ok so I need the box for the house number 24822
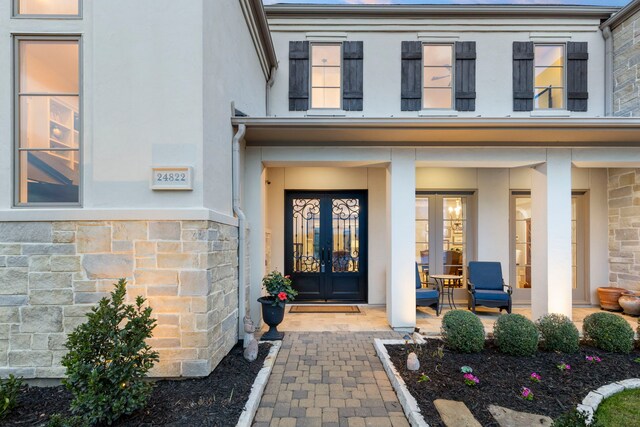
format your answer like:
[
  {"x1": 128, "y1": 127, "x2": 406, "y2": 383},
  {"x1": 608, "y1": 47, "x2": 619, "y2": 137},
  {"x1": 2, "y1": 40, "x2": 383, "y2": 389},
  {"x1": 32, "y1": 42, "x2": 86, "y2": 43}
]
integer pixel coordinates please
[
  {"x1": 156, "y1": 172, "x2": 186, "y2": 182},
  {"x1": 151, "y1": 167, "x2": 192, "y2": 190}
]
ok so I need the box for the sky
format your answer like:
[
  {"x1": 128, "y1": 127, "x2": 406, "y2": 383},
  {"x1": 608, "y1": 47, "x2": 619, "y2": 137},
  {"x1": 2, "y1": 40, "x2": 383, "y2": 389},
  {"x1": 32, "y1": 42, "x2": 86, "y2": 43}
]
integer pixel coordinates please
[{"x1": 263, "y1": 0, "x2": 630, "y2": 6}]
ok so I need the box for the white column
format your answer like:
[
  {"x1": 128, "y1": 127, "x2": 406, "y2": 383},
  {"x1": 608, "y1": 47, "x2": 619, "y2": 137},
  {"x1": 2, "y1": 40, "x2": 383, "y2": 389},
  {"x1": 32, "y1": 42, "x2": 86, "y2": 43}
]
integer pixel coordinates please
[
  {"x1": 244, "y1": 147, "x2": 266, "y2": 326},
  {"x1": 386, "y1": 148, "x2": 416, "y2": 330},
  {"x1": 477, "y1": 169, "x2": 510, "y2": 268},
  {"x1": 531, "y1": 149, "x2": 573, "y2": 320}
]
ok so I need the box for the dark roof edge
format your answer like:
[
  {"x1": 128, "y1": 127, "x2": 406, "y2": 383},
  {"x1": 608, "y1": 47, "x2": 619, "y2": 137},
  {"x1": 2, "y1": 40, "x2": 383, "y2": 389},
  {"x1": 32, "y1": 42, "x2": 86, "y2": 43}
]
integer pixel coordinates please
[
  {"x1": 601, "y1": 0, "x2": 640, "y2": 29},
  {"x1": 240, "y1": 0, "x2": 278, "y2": 78},
  {"x1": 265, "y1": 4, "x2": 620, "y2": 20}
]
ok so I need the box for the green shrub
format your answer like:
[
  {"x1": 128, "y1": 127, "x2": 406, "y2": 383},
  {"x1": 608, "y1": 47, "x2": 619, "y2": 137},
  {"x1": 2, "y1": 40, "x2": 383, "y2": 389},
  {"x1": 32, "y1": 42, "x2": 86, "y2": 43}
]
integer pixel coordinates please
[
  {"x1": 441, "y1": 310, "x2": 485, "y2": 353},
  {"x1": 536, "y1": 313, "x2": 580, "y2": 354},
  {"x1": 0, "y1": 375, "x2": 23, "y2": 419},
  {"x1": 61, "y1": 279, "x2": 159, "y2": 425},
  {"x1": 583, "y1": 312, "x2": 634, "y2": 354},
  {"x1": 493, "y1": 314, "x2": 539, "y2": 356}
]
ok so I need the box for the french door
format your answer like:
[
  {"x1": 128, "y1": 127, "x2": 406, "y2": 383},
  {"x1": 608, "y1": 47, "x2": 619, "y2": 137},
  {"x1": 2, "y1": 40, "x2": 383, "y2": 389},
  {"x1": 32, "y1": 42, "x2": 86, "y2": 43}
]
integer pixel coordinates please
[{"x1": 285, "y1": 191, "x2": 367, "y2": 302}]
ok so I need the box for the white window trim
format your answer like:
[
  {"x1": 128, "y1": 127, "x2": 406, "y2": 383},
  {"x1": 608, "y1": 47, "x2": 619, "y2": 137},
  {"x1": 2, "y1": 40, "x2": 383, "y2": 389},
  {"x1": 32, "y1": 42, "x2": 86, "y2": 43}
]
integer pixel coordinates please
[
  {"x1": 422, "y1": 43, "x2": 455, "y2": 111},
  {"x1": 12, "y1": 0, "x2": 82, "y2": 19},
  {"x1": 13, "y1": 35, "x2": 83, "y2": 208},
  {"x1": 532, "y1": 42, "x2": 567, "y2": 112},
  {"x1": 309, "y1": 42, "x2": 343, "y2": 111}
]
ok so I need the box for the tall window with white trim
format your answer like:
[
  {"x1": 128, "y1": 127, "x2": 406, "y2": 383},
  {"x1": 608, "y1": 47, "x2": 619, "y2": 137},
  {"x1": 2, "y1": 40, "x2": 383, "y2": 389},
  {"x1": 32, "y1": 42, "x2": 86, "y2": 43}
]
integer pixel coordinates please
[
  {"x1": 15, "y1": 0, "x2": 80, "y2": 17},
  {"x1": 16, "y1": 37, "x2": 81, "y2": 205},
  {"x1": 423, "y1": 44, "x2": 453, "y2": 110},
  {"x1": 534, "y1": 44, "x2": 565, "y2": 109},
  {"x1": 310, "y1": 44, "x2": 341, "y2": 109}
]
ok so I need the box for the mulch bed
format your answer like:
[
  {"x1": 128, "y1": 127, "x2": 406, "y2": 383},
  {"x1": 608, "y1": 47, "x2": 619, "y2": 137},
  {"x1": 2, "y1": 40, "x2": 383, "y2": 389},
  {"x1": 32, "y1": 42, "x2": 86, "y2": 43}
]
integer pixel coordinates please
[
  {"x1": 386, "y1": 340, "x2": 640, "y2": 426},
  {"x1": 5, "y1": 343, "x2": 270, "y2": 427}
]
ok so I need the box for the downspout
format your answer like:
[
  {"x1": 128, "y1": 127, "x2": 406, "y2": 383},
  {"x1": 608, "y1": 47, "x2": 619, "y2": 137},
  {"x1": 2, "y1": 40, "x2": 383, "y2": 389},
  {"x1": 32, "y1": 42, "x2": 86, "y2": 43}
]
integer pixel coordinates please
[
  {"x1": 233, "y1": 124, "x2": 247, "y2": 339},
  {"x1": 266, "y1": 66, "x2": 277, "y2": 117},
  {"x1": 603, "y1": 26, "x2": 614, "y2": 117}
]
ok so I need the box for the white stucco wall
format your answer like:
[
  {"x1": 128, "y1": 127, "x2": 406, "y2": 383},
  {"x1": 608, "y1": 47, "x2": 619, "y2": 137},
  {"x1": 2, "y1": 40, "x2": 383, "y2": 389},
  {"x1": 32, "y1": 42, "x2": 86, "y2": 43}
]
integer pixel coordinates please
[{"x1": 267, "y1": 16, "x2": 606, "y2": 118}]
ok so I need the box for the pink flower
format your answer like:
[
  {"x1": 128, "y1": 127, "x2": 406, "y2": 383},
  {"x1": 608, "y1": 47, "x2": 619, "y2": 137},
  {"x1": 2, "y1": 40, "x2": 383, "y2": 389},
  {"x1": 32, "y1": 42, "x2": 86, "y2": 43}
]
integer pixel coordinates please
[
  {"x1": 463, "y1": 373, "x2": 479, "y2": 386},
  {"x1": 530, "y1": 372, "x2": 541, "y2": 383},
  {"x1": 586, "y1": 355, "x2": 601, "y2": 363},
  {"x1": 557, "y1": 362, "x2": 571, "y2": 371},
  {"x1": 521, "y1": 387, "x2": 534, "y2": 401},
  {"x1": 278, "y1": 292, "x2": 288, "y2": 301}
]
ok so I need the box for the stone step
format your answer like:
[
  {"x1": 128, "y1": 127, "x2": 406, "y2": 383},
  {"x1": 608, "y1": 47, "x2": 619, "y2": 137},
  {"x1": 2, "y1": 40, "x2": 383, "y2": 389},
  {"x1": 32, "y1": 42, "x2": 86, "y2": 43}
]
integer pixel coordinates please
[
  {"x1": 433, "y1": 399, "x2": 482, "y2": 427},
  {"x1": 488, "y1": 405, "x2": 553, "y2": 427}
]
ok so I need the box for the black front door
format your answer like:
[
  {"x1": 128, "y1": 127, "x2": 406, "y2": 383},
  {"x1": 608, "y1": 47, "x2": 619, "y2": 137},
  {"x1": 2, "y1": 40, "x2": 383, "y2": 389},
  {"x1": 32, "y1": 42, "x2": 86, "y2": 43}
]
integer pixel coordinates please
[{"x1": 285, "y1": 191, "x2": 367, "y2": 302}]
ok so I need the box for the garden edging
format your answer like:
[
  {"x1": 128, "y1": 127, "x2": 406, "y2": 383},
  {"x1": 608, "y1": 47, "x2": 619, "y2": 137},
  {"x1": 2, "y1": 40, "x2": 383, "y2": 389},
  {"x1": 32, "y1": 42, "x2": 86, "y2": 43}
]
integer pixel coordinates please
[
  {"x1": 236, "y1": 341, "x2": 282, "y2": 427},
  {"x1": 577, "y1": 378, "x2": 640, "y2": 423},
  {"x1": 374, "y1": 338, "x2": 429, "y2": 427}
]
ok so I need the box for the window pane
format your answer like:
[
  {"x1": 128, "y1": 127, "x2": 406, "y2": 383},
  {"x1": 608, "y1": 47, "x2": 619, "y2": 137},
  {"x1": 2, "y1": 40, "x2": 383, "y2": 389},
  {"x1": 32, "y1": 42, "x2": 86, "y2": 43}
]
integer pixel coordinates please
[
  {"x1": 311, "y1": 88, "x2": 340, "y2": 109},
  {"x1": 423, "y1": 88, "x2": 452, "y2": 109},
  {"x1": 311, "y1": 45, "x2": 340, "y2": 67},
  {"x1": 535, "y1": 67, "x2": 563, "y2": 89},
  {"x1": 20, "y1": 41, "x2": 79, "y2": 94},
  {"x1": 18, "y1": 0, "x2": 79, "y2": 15},
  {"x1": 424, "y1": 67, "x2": 452, "y2": 88},
  {"x1": 535, "y1": 87, "x2": 564, "y2": 109},
  {"x1": 19, "y1": 150, "x2": 79, "y2": 204},
  {"x1": 535, "y1": 45, "x2": 564, "y2": 67},
  {"x1": 423, "y1": 45, "x2": 452, "y2": 67},
  {"x1": 291, "y1": 199, "x2": 321, "y2": 273},
  {"x1": 312, "y1": 66, "x2": 340, "y2": 88},
  {"x1": 20, "y1": 96, "x2": 79, "y2": 149}
]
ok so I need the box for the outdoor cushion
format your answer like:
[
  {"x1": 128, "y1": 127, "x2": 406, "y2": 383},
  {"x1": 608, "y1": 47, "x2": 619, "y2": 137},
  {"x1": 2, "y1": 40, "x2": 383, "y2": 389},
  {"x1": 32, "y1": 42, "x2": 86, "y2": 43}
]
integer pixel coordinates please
[
  {"x1": 473, "y1": 290, "x2": 510, "y2": 301},
  {"x1": 468, "y1": 261, "x2": 504, "y2": 290},
  {"x1": 416, "y1": 289, "x2": 439, "y2": 300}
]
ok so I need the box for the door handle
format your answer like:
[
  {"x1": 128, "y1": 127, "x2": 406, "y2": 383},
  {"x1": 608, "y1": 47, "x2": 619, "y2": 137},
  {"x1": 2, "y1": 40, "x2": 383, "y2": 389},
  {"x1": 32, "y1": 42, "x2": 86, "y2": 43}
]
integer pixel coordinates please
[{"x1": 321, "y1": 247, "x2": 325, "y2": 262}]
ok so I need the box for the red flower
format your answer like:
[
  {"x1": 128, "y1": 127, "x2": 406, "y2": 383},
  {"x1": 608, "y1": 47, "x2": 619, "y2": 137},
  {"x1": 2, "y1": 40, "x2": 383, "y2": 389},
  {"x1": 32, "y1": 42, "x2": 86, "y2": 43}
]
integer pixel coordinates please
[{"x1": 278, "y1": 292, "x2": 288, "y2": 301}]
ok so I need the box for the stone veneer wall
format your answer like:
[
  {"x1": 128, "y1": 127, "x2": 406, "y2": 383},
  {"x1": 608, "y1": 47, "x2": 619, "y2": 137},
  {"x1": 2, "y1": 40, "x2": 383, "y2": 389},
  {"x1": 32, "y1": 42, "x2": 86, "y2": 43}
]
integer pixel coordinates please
[
  {"x1": 613, "y1": 6, "x2": 640, "y2": 117},
  {"x1": 608, "y1": 169, "x2": 640, "y2": 291},
  {"x1": 0, "y1": 220, "x2": 238, "y2": 378}
]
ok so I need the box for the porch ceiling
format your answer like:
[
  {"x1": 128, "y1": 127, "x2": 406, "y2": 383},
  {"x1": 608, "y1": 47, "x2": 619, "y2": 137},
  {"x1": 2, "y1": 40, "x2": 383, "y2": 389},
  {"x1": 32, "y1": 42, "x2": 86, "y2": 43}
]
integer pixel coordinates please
[{"x1": 232, "y1": 117, "x2": 640, "y2": 147}]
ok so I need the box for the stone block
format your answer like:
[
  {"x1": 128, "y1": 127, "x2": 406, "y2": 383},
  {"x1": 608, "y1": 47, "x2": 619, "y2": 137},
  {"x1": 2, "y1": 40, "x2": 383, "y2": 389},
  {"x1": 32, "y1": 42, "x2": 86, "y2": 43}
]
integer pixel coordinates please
[
  {"x1": 0, "y1": 244, "x2": 21, "y2": 255},
  {"x1": 112, "y1": 221, "x2": 147, "y2": 241},
  {"x1": 0, "y1": 223, "x2": 52, "y2": 243},
  {"x1": 22, "y1": 244, "x2": 74, "y2": 255},
  {"x1": 52, "y1": 231, "x2": 75, "y2": 244},
  {"x1": 48, "y1": 334, "x2": 68, "y2": 350},
  {"x1": 149, "y1": 361, "x2": 181, "y2": 377},
  {"x1": 596, "y1": 383, "x2": 625, "y2": 399},
  {"x1": 149, "y1": 222, "x2": 181, "y2": 241},
  {"x1": 20, "y1": 306, "x2": 63, "y2": 333},
  {"x1": 145, "y1": 296, "x2": 191, "y2": 313},
  {"x1": 581, "y1": 391, "x2": 604, "y2": 409},
  {"x1": 74, "y1": 292, "x2": 109, "y2": 304},
  {"x1": 136, "y1": 258, "x2": 156, "y2": 269},
  {"x1": 63, "y1": 305, "x2": 93, "y2": 318},
  {"x1": 35, "y1": 367, "x2": 66, "y2": 378},
  {"x1": 29, "y1": 256, "x2": 51, "y2": 272},
  {"x1": 182, "y1": 331, "x2": 209, "y2": 348},
  {"x1": 113, "y1": 241, "x2": 133, "y2": 253},
  {"x1": 147, "y1": 285, "x2": 178, "y2": 296},
  {"x1": 50, "y1": 256, "x2": 81, "y2": 272},
  {"x1": 0, "y1": 296, "x2": 28, "y2": 306},
  {"x1": 0, "y1": 368, "x2": 36, "y2": 377},
  {"x1": 615, "y1": 228, "x2": 639, "y2": 241},
  {"x1": 29, "y1": 272, "x2": 72, "y2": 290},
  {"x1": 82, "y1": 254, "x2": 134, "y2": 279},
  {"x1": 157, "y1": 254, "x2": 199, "y2": 269},
  {"x1": 0, "y1": 307, "x2": 19, "y2": 323},
  {"x1": 157, "y1": 242, "x2": 181, "y2": 253},
  {"x1": 135, "y1": 241, "x2": 156, "y2": 256},
  {"x1": 0, "y1": 269, "x2": 28, "y2": 294},
  {"x1": 7, "y1": 256, "x2": 29, "y2": 267},
  {"x1": 9, "y1": 351, "x2": 52, "y2": 367},
  {"x1": 30, "y1": 289, "x2": 74, "y2": 305},
  {"x1": 181, "y1": 360, "x2": 211, "y2": 377},
  {"x1": 434, "y1": 399, "x2": 481, "y2": 427},
  {"x1": 135, "y1": 269, "x2": 178, "y2": 285},
  {"x1": 618, "y1": 378, "x2": 640, "y2": 389},
  {"x1": 179, "y1": 270, "x2": 211, "y2": 296},
  {"x1": 77, "y1": 226, "x2": 111, "y2": 253}
]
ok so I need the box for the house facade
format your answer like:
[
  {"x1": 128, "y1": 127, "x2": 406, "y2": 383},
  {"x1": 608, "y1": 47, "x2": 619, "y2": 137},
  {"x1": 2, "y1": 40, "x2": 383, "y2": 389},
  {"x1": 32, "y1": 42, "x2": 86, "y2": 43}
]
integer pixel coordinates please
[{"x1": 1, "y1": 0, "x2": 640, "y2": 379}]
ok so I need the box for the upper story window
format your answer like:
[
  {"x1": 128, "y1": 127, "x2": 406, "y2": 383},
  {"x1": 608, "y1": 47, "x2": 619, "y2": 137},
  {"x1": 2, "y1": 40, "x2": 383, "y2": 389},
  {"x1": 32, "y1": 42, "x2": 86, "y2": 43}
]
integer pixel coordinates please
[
  {"x1": 15, "y1": 37, "x2": 81, "y2": 206},
  {"x1": 534, "y1": 44, "x2": 565, "y2": 110},
  {"x1": 423, "y1": 44, "x2": 453, "y2": 110},
  {"x1": 310, "y1": 44, "x2": 341, "y2": 110},
  {"x1": 14, "y1": 0, "x2": 81, "y2": 17}
]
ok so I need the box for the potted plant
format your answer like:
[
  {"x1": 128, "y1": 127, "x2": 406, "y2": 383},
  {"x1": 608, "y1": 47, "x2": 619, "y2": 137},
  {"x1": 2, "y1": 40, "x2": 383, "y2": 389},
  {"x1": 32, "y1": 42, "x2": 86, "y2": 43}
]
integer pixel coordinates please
[
  {"x1": 597, "y1": 286, "x2": 625, "y2": 311},
  {"x1": 258, "y1": 271, "x2": 297, "y2": 340}
]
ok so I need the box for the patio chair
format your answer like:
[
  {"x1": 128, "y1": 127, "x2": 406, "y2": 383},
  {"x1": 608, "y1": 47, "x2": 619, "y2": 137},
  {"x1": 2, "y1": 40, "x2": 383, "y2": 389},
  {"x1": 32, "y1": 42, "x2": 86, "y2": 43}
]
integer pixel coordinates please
[
  {"x1": 467, "y1": 261, "x2": 512, "y2": 314},
  {"x1": 416, "y1": 262, "x2": 440, "y2": 316}
]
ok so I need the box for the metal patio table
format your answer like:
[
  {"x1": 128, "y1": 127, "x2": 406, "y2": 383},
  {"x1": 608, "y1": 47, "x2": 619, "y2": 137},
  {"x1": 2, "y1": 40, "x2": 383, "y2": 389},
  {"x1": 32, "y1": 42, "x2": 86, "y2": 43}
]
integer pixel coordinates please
[{"x1": 430, "y1": 274, "x2": 463, "y2": 309}]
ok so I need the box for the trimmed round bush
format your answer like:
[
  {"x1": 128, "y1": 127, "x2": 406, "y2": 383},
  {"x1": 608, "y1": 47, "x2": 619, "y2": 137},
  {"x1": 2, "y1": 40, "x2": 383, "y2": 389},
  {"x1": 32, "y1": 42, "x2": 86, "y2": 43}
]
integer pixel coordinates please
[
  {"x1": 536, "y1": 313, "x2": 580, "y2": 354},
  {"x1": 583, "y1": 312, "x2": 634, "y2": 354},
  {"x1": 441, "y1": 310, "x2": 485, "y2": 353},
  {"x1": 493, "y1": 313, "x2": 539, "y2": 356}
]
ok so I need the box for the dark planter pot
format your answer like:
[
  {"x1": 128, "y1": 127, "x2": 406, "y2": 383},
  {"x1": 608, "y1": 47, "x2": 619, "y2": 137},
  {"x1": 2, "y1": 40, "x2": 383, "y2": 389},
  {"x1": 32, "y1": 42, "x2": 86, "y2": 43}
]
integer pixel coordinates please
[
  {"x1": 258, "y1": 297, "x2": 285, "y2": 340},
  {"x1": 597, "y1": 287, "x2": 625, "y2": 312}
]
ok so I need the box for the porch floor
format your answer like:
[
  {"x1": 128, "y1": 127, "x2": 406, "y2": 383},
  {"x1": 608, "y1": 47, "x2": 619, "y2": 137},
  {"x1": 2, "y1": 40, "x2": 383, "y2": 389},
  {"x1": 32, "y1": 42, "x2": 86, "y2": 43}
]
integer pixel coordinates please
[{"x1": 261, "y1": 305, "x2": 638, "y2": 335}]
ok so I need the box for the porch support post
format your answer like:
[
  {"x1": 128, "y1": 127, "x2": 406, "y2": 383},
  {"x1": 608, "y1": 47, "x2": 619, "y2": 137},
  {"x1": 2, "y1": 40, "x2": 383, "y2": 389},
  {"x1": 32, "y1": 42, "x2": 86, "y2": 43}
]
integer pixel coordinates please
[
  {"x1": 386, "y1": 148, "x2": 416, "y2": 330},
  {"x1": 245, "y1": 147, "x2": 266, "y2": 327},
  {"x1": 531, "y1": 149, "x2": 573, "y2": 320}
]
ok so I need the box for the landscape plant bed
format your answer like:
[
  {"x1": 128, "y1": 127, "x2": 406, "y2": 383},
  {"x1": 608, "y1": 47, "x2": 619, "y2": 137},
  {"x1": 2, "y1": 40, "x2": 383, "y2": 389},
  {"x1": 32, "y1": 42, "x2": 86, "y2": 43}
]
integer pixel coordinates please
[
  {"x1": 386, "y1": 339, "x2": 640, "y2": 426},
  {"x1": 4, "y1": 343, "x2": 270, "y2": 426}
]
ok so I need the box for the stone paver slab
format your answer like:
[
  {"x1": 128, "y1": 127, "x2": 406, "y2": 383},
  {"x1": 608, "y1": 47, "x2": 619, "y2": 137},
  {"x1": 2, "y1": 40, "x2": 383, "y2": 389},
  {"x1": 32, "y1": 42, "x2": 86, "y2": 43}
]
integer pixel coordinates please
[
  {"x1": 434, "y1": 399, "x2": 482, "y2": 427},
  {"x1": 488, "y1": 404, "x2": 553, "y2": 427}
]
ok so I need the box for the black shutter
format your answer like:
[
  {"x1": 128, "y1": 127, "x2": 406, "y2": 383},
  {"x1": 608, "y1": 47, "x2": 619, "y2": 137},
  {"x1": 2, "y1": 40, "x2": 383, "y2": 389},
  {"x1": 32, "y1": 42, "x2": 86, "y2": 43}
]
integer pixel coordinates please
[
  {"x1": 343, "y1": 41, "x2": 364, "y2": 111},
  {"x1": 567, "y1": 42, "x2": 588, "y2": 112},
  {"x1": 454, "y1": 41, "x2": 476, "y2": 112},
  {"x1": 401, "y1": 41, "x2": 422, "y2": 111},
  {"x1": 513, "y1": 42, "x2": 534, "y2": 112},
  {"x1": 289, "y1": 41, "x2": 309, "y2": 111}
]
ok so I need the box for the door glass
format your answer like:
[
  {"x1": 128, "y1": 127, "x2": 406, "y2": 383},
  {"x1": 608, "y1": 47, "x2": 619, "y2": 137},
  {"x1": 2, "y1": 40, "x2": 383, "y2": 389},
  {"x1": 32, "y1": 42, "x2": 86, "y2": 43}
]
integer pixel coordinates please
[
  {"x1": 332, "y1": 198, "x2": 360, "y2": 273},
  {"x1": 443, "y1": 198, "x2": 465, "y2": 284},
  {"x1": 415, "y1": 197, "x2": 430, "y2": 283},
  {"x1": 291, "y1": 199, "x2": 321, "y2": 273},
  {"x1": 514, "y1": 197, "x2": 532, "y2": 289}
]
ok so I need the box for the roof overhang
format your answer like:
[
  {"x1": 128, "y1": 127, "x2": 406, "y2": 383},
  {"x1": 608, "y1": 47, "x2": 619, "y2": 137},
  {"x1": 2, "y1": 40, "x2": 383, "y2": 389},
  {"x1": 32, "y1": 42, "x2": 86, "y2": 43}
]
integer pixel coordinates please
[
  {"x1": 239, "y1": 0, "x2": 278, "y2": 79},
  {"x1": 601, "y1": 0, "x2": 640, "y2": 30},
  {"x1": 265, "y1": 4, "x2": 619, "y2": 20},
  {"x1": 231, "y1": 117, "x2": 640, "y2": 147}
]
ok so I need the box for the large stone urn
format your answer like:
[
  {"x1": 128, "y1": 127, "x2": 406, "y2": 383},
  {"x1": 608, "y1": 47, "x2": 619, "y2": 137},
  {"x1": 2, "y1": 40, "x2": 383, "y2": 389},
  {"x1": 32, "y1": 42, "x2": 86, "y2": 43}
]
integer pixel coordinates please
[
  {"x1": 618, "y1": 291, "x2": 640, "y2": 316},
  {"x1": 597, "y1": 287, "x2": 625, "y2": 311},
  {"x1": 258, "y1": 297, "x2": 285, "y2": 340}
]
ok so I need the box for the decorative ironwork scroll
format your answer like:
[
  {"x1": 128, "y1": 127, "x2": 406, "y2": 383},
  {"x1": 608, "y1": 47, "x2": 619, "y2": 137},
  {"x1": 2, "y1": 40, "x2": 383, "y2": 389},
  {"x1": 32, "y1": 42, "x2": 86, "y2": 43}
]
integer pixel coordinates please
[
  {"x1": 292, "y1": 199, "x2": 321, "y2": 273},
  {"x1": 332, "y1": 198, "x2": 360, "y2": 273}
]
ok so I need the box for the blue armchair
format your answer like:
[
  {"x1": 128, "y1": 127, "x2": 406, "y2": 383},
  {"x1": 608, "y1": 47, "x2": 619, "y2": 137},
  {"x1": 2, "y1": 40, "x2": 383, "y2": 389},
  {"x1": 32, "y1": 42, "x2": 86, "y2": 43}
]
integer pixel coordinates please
[
  {"x1": 416, "y1": 263, "x2": 440, "y2": 316},
  {"x1": 467, "y1": 261, "x2": 512, "y2": 314}
]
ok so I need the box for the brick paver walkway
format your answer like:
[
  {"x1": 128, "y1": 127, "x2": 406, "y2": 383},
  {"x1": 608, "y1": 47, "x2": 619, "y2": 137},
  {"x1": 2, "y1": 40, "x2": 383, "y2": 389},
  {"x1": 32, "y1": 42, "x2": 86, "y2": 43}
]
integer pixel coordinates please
[{"x1": 253, "y1": 332, "x2": 410, "y2": 427}]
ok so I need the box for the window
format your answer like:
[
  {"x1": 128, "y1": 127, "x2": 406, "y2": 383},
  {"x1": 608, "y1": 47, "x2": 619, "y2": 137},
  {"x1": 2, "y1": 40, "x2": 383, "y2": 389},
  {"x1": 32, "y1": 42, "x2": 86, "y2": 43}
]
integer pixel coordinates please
[
  {"x1": 15, "y1": 37, "x2": 81, "y2": 205},
  {"x1": 423, "y1": 44, "x2": 453, "y2": 110},
  {"x1": 14, "y1": 0, "x2": 80, "y2": 17},
  {"x1": 534, "y1": 45, "x2": 565, "y2": 109},
  {"x1": 310, "y1": 44, "x2": 341, "y2": 109}
]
